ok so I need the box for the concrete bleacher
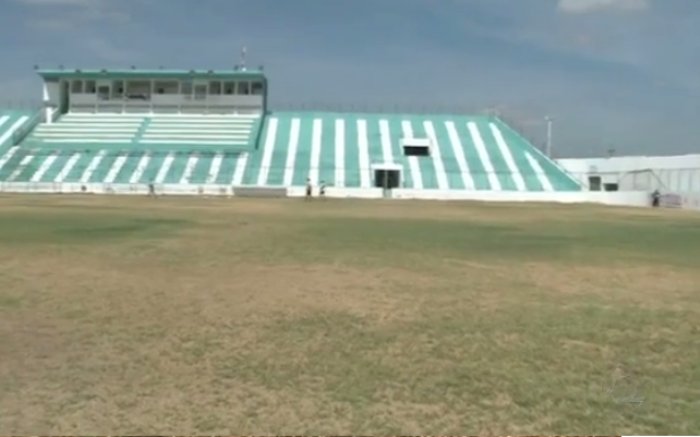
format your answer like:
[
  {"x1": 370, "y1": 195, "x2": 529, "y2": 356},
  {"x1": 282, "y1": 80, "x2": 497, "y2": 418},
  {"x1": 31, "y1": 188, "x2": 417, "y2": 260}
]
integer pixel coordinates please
[
  {"x1": 140, "y1": 114, "x2": 260, "y2": 146},
  {"x1": 0, "y1": 147, "x2": 250, "y2": 185},
  {"x1": 242, "y1": 112, "x2": 581, "y2": 191},
  {"x1": 25, "y1": 113, "x2": 261, "y2": 151},
  {"x1": 1, "y1": 111, "x2": 262, "y2": 185},
  {"x1": 0, "y1": 110, "x2": 33, "y2": 148},
  {"x1": 28, "y1": 113, "x2": 143, "y2": 144},
  {"x1": 1, "y1": 110, "x2": 581, "y2": 193}
]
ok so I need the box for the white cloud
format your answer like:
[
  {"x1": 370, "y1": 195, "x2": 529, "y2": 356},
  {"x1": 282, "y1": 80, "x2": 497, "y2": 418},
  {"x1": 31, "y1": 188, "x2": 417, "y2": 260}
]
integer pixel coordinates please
[
  {"x1": 5, "y1": 0, "x2": 101, "y2": 6},
  {"x1": 80, "y1": 37, "x2": 142, "y2": 63},
  {"x1": 8, "y1": 0, "x2": 96, "y2": 6},
  {"x1": 558, "y1": 0, "x2": 649, "y2": 13},
  {"x1": 8, "y1": 0, "x2": 131, "y2": 29}
]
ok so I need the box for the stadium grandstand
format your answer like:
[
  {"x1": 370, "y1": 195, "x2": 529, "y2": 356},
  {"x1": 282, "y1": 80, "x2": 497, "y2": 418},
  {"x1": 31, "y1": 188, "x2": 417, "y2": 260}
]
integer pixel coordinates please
[{"x1": 0, "y1": 60, "x2": 608, "y2": 202}]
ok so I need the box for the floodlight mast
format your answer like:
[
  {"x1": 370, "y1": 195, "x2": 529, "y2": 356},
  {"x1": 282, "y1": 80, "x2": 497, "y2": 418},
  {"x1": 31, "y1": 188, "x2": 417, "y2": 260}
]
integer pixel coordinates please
[
  {"x1": 545, "y1": 116, "x2": 554, "y2": 158},
  {"x1": 238, "y1": 46, "x2": 247, "y2": 71}
]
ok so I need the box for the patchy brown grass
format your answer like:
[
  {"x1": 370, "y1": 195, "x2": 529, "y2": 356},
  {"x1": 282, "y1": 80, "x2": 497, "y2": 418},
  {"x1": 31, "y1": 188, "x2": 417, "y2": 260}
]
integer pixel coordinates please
[{"x1": 0, "y1": 195, "x2": 698, "y2": 435}]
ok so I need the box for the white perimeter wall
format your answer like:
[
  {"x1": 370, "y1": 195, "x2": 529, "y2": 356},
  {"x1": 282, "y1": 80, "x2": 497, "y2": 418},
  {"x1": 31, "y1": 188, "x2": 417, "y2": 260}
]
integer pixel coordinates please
[
  {"x1": 4, "y1": 181, "x2": 700, "y2": 210},
  {"x1": 0, "y1": 182, "x2": 653, "y2": 208},
  {"x1": 557, "y1": 154, "x2": 700, "y2": 192}
]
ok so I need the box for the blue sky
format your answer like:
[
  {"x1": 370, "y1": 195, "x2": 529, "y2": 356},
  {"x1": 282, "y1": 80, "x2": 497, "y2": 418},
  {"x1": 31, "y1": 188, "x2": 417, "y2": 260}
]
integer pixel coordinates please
[{"x1": 0, "y1": 0, "x2": 698, "y2": 157}]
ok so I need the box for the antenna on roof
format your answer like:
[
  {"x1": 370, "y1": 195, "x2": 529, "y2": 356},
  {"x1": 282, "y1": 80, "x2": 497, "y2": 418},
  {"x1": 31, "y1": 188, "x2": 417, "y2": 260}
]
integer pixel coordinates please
[{"x1": 238, "y1": 46, "x2": 248, "y2": 71}]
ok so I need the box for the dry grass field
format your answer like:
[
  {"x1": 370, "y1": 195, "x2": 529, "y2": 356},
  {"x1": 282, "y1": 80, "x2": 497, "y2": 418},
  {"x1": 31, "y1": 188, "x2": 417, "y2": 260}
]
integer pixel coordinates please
[{"x1": 0, "y1": 194, "x2": 698, "y2": 435}]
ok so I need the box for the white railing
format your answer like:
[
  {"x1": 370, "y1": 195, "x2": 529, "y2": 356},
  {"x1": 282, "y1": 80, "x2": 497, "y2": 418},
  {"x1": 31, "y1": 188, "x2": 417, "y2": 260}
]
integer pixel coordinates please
[{"x1": 69, "y1": 101, "x2": 263, "y2": 115}]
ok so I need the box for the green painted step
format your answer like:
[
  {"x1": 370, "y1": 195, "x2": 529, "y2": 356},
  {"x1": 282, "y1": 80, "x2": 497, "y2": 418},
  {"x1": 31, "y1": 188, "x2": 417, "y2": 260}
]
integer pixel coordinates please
[
  {"x1": 112, "y1": 155, "x2": 143, "y2": 183},
  {"x1": 265, "y1": 116, "x2": 292, "y2": 186},
  {"x1": 290, "y1": 116, "x2": 313, "y2": 186},
  {"x1": 189, "y1": 155, "x2": 214, "y2": 184},
  {"x1": 454, "y1": 120, "x2": 490, "y2": 190},
  {"x1": 162, "y1": 155, "x2": 188, "y2": 183},
  {"x1": 215, "y1": 153, "x2": 238, "y2": 184},
  {"x1": 317, "y1": 116, "x2": 336, "y2": 186},
  {"x1": 141, "y1": 154, "x2": 167, "y2": 184},
  {"x1": 343, "y1": 115, "x2": 361, "y2": 187},
  {"x1": 432, "y1": 117, "x2": 465, "y2": 190},
  {"x1": 41, "y1": 153, "x2": 72, "y2": 183}
]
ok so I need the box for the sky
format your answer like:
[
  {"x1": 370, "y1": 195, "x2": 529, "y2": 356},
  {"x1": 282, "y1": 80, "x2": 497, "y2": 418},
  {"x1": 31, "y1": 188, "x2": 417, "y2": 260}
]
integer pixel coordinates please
[{"x1": 0, "y1": 0, "x2": 698, "y2": 158}]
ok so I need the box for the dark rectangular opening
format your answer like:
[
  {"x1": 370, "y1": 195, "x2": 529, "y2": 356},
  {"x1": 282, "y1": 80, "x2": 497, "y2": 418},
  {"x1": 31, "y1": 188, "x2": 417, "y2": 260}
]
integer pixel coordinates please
[
  {"x1": 403, "y1": 146, "x2": 429, "y2": 157},
  {"x1": 588, "y1": 175, "x2": 601, "y2": 191},
  {"x1": 374, "y1": 169, "x2": 400, "y2": 189},
  {"x1": 603, "y1": 183, "x2": 618, "y2": 192}
]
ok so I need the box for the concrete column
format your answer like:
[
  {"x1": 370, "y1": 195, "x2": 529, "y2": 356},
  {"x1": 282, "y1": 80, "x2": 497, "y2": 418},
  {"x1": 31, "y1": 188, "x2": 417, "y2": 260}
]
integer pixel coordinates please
[{"x1": 42, "y1": 82, "x2": 52, "y2": 124}]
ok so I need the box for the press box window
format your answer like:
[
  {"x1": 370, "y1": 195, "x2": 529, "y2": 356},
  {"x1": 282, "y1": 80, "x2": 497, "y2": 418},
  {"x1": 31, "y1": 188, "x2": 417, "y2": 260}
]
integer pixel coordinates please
[
  {"x1": 401, "y1": 138, "x2": 431, "y2": 156},
  {"x1": 181, "y1": 80, "x2": 193, "y2": 95},
  {"x1": 251, "y1": 81, "x2": 264, "y2": 95},
  {"x1": 238, "y1": 82, "x2": 250, "y2": 95},
  {"x1": 209, "y1": 81, "x2": 221, "y2": 95}
]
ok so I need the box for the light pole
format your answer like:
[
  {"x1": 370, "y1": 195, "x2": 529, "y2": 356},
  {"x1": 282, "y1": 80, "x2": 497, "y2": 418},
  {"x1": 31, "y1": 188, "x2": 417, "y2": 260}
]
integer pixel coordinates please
[{"x1": 545, "y1": 116, "x2": 553, "y2": 158}]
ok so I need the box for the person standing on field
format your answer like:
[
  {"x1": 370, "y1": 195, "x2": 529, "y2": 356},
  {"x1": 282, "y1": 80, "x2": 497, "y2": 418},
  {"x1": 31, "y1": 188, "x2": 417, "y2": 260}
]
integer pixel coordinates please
[
  {"x1": 305, "y1": 178, "x2": 313, "y2": 200},
  {"x1": 651, "y1": 189, "x2": 660, "y2": 207}
]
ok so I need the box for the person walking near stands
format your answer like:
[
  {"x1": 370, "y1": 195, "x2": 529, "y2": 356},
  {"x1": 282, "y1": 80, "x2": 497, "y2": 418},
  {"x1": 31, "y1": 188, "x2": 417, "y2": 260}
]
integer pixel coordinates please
[
  {"x1": 651, "y1": 189, "x2": 660, "y2": 207},
  {"x1": 305, "y1": 178, "x2": 313, "y2": 200}
]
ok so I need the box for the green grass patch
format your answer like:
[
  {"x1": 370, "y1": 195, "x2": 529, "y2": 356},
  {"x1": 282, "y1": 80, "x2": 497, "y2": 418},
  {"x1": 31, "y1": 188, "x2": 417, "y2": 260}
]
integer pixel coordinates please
[
  {"x1": 0, "y1": 211, "x2": 192, "y2": 244},
  {"x1": 257, "y1": 214, "x2": 700, "y2": 268}
]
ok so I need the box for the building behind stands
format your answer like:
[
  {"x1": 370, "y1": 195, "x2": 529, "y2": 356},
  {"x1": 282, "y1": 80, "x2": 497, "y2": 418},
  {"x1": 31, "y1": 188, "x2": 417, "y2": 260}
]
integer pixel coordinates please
[{"x1": 0, "y1": 63, "x2": 694, "y2": 207}]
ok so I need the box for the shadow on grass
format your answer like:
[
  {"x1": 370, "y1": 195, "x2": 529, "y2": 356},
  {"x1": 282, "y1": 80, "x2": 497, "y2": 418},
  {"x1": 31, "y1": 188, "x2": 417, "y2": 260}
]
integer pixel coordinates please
[
  {"x1": 259, "y1": 216, "x2": 700, "y2": 268},
  {"x1": 0, "y1": 212, "x2": 193, "y2": 245}
]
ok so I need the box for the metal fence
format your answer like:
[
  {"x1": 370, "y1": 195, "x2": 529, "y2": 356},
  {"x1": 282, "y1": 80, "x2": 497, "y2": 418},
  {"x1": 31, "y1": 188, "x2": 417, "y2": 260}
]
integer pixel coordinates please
[
  {"x1": 618, "y1": 168, "x2": 700, "y2": 192},
  {"x1": 267, "y1": 101, "x2": 494, "y2": 114},
  {"x1": 2, "y1": 98, "x2": 507, "y2": 115},
  {"x1": 565, "y1": 167, "x2": 700, "y2": 193}
]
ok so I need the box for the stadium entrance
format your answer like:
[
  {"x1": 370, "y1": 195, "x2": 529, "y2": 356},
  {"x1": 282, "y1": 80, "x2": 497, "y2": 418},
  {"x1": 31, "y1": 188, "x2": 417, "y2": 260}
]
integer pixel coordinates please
[{"x1": 373, "y1": 163, "x2": 402, "y2": 197}]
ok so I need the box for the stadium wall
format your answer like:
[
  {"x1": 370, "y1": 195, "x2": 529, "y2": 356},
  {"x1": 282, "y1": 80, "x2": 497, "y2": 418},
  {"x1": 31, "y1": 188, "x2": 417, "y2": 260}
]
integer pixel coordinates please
[
  {"x1": 556, "y1": 154, "x2": 700, "y2": 211},
  {"x1": 556, "y1": 154, "x2": 700, "y2": 192},
  {"x1": 0, "y1": 182, "x2": 651, "y2": 207}
]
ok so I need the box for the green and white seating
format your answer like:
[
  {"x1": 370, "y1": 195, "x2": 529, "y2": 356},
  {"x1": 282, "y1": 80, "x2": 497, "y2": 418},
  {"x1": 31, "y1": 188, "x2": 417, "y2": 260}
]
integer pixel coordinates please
[
  {"x1": 0, "y1": 111, "x2": 32, "y2": 148},
  {"x1": 2, "y1": 110, "x2": 582, "y2": 193},
  {"x1": 139, "y1": 114, "x2": 260, "y2": 145},
  {"x1": 30, "y1": 113, "x2": 143, "y2": 143}
]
